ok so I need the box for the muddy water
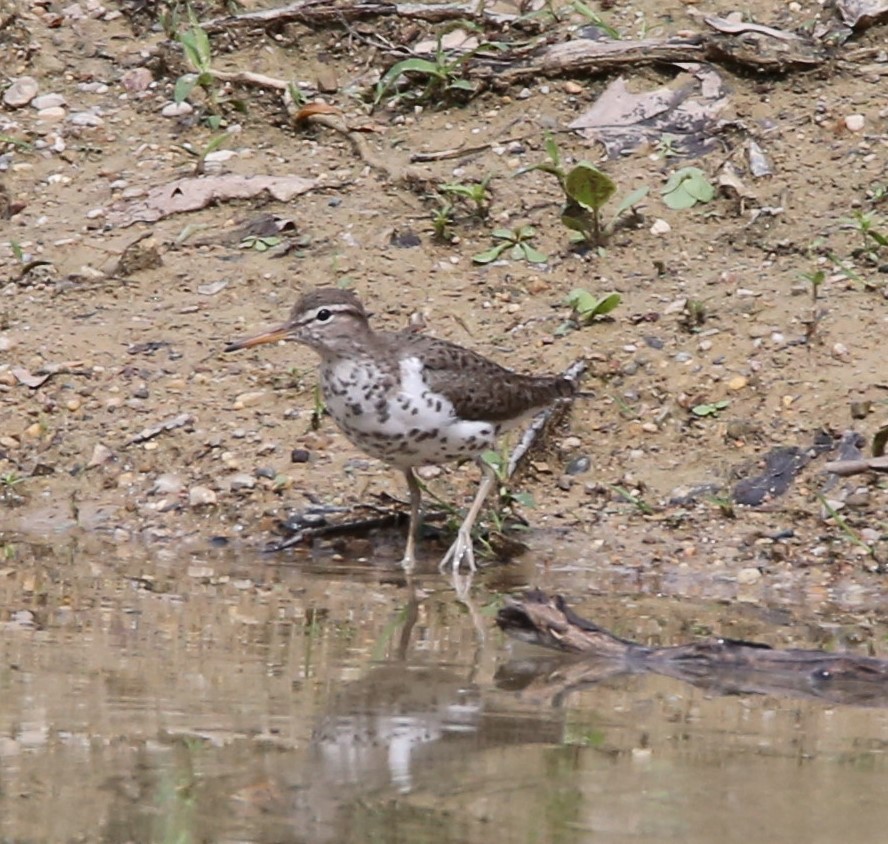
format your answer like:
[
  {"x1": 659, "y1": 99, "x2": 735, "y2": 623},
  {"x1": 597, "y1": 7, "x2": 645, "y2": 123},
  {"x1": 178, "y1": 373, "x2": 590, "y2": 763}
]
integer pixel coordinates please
[{"x1": 0, "y1": 534, "x2": 885, "y2": 844}]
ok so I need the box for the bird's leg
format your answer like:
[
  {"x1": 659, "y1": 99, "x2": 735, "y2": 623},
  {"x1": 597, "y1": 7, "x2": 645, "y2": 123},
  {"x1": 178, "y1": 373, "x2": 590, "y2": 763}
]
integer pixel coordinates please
[
  {"x1": 401, "y1": 468, "x2": 422, "y2": 571},
  {"x1": 439, "y1": 459, "x2": 497, "y2": 573}
]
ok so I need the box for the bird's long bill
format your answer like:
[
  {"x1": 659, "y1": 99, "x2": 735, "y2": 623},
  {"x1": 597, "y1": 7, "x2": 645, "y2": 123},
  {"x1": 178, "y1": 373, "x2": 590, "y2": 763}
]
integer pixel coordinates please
[{"x1": 224, "y1": 324, "x2": 291, "y2": 352}]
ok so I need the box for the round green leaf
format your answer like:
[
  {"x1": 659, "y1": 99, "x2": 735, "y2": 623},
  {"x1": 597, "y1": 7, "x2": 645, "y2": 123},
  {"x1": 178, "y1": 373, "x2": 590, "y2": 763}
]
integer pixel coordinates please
[{"x1": 565, "y1": 163, "x2": 616, "y2": 211}]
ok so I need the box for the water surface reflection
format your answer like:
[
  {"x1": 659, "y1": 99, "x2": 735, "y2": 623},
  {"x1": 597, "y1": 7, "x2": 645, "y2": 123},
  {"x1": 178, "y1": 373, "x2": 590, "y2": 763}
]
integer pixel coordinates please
[{"x1": 0, "y1": 535, "x2": 885, "y2": 843}]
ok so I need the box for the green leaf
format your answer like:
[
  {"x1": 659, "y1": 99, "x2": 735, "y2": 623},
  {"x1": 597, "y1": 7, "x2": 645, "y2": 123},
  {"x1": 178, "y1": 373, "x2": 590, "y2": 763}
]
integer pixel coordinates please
[
  {"x1": 612, "y1": 185, "x2": 649, "y2": 218},
  {"x1": 512, "y1": 491, "x2": 536, "y2": 508},
  {"x1": 481, "y1": 450, "x2": 505, "y2": 469},
  {"x1": 565, "y1": 163, "x2": 616, "y2": 211},
  {"x1": 447, "y1": 78, "x2": 477, "y2": 92},
  {"x1": 174, "y1": 74, "x2": 198, "y2": 104},
  {"x1": 571, "y1": 0, "x2": 621, "y2": 39},
  {"x1": 520, "y1": 243, "x2": 548, "y2": 264},
  {"x1": 591, "y1": 291, "x2": 621, "y2": 316},
  {"x1": 491, "y1": 227, "x2": 516, "y2": 240},
  {"x1": 661, "y1": 167, "x2": 714, "y2": 209},
  {"x1": 374, "y1": 58, "x2": 443, "y2": 104},
  {"x1": 566, "y1": 288, "x2": 598, "y2": 314},
  {"x1": 544, "y1": 133, "x2": 560, "y2": 166},
  {"x1": 472, "y1": 243, "x2": 509, "y2": 264},
  {"x1": 509, "y1": 243, "x2": 524, "y2": 261},
  {"x1": 560, "y1": 199, "x2": 594, "y2": 234}
]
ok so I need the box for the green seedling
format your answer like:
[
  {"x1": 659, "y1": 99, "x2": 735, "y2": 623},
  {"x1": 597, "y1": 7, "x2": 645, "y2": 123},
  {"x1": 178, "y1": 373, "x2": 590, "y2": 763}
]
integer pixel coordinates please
[
  {"x1": 571, "y1": 0, "x2": 621, "y2": 39},
  {"x1": 566, "y1": 288, "x2": 621, "y2": 324},
  {"x1": 519, "y1": 137, "x2": 646, "y2": 247},
  {"x1": 439, "y1": 176, "x2": 492, "y2": 219},
  {"x1": 691, "y1": 400, "x2": 729, "y2": 418},
  {"x1": 846, "y1": 210, "x2": 888, "y2": 261},
  {"x1": 431, "y1": 198, "x2": 456, "y2": 242},
  {"x1": 173, "y1": 10, "x2": 219, "y2": 110},
  {"x1": 0, "y1": 134, "x2": 32, "y2": 151},
  {"x1": 610, "y1": 484, "x2": 654, "y2": 515},
  {"x1": 800, "y1": 268, "x2": 826, "y2": 302},
  {"x1": 240, "y1": 235, "x2": 282, "y2": 252},
  {"x1": 661, "y1": 167, "x2": 715, "y2": 209},
  {"x1": 373, "y1": 32, "x2": 491, "y2": 109},
  {"x1": 655, "y1": 133, "x2": 682, "y2": 158},
  {"x1": 174, "y1": 130, "x2": 230, "y2": 175},
  {"x1": 473, "y1": 226, "x2": 547, "y2": 265},
  {"x1": 817, "y1": 494, "x2": 876, "y2": 559}
]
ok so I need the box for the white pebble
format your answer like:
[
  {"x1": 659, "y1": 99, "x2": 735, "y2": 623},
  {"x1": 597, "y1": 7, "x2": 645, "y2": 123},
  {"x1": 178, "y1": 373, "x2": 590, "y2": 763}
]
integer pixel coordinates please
[
  {"x1": 161, "y1": 101, "x2": 193, "y2": 117},
  {"x1": 844, "y1": 114, "x2": 865, "y2": 132},
  {"x1": 32, "y1": 93, "x2": 66, "y2": 110},
  {"x1": 650, "y1": 218, "x2": 671, "y2": 235}
]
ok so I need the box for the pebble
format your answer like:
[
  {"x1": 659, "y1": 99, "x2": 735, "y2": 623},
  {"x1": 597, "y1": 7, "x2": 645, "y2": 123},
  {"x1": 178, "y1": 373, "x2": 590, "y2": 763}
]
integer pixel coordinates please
[
  {"x1": 844, "y1": 114, "x2": 865, "y2": 132},
  {"x1": 37, "y1": 107, "x2": 66, "y2": 122},
  {"x1": 3, "y1": 76, "x2": 39, "y2": 107},
  {"x1": 68, "y1": 111, "x2": 104, "y2": 127},
  {"x1": 736, "y1": 567, "x2": 762, "y2": 585},
  {"x1": 727, "y1": 375, "x2": 748, "y2": 391},
  {"x1": 650, "y1": 218, "x2": 671, "y2": 235},
  {"x1": 565, "y1": 455, "x2": 591, "y2": 475},
  {"x1": 831, "y1": 342, "x2": 849, "y2": 360},
  {"x1": 188, "y1": 486, "x2": 217, "y2": 507},
  {"x1": 291, "y1": 448, "x2": 310, "y2": 463},
  {"x1": 234, "y1": 391, "x2": 266, "y2": 409},
  {"x1": 228, "y1": 473, "x2": 255, "y2": 491},
  {"x1": 32, "y1": 93, "x2": 66, "y2": 110},
  {"x1": 517, "y1": 87, "x2": 532, "y2": 99},
  {"x1": 561, "y1": 436, "x2": 583, "y2": 451},
  {"x1": 161, "y1": 101, "x2": 193, "y2": 118},
  {"x1": 87, "y1": 443, "x2": 113, "y2": 467},
  {"x1": 557, "y1": 474, "x2": 573, "y2": 491},
  {"x1": 563, "y1": 81, "x2": 584, "y2": 94},
  {"x1": 153, "y1": 473, "x2": 184, "y2": 495}
]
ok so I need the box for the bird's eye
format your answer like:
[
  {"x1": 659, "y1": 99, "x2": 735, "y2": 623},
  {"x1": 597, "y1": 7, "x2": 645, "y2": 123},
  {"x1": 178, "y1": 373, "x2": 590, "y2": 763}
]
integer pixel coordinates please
[{"x1": 316, "y1": 308, "x2": 332, "y2": 322}]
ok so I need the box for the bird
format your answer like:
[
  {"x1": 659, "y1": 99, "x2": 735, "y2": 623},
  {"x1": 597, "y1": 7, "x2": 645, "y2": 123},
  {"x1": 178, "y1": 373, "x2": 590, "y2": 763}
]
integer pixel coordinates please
[{"x1": 225, "y1": 287, "x2": 577, "y2": 571}]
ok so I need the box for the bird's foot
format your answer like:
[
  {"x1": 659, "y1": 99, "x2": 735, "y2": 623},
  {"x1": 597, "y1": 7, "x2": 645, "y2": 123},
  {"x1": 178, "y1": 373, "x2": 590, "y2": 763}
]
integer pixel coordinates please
[
  {"x1": 439, "y1": 529, "x2": 476, "y2": 573},
  {"x1": 399, "y1": 551, "x2": 416, "y2": 572}
]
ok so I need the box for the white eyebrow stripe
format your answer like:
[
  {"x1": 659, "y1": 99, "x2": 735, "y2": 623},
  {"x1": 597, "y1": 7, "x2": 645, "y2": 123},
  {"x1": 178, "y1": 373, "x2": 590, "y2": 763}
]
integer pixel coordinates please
[{"x1": 297, "y1": 303, "x2": 354, "y2": 324}]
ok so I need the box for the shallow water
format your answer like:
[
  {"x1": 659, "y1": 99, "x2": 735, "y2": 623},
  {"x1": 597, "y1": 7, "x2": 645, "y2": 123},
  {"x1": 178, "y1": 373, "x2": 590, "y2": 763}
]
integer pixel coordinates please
[{"x1": 0, "y1": 534, "x2": 886, "y2": 844}]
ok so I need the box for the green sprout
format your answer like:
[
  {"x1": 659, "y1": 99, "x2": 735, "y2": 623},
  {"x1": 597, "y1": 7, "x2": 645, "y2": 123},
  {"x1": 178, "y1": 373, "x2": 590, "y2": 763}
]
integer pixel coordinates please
[{"x1": 472, "y1": 226, "x2": 547, "y2": 265}]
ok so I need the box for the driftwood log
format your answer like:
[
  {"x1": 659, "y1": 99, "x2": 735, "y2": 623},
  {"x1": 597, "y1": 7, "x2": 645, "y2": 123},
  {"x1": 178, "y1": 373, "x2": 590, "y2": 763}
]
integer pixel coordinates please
[{"x1": 496, "y1": 591, "x2": 888, "y2": 708}]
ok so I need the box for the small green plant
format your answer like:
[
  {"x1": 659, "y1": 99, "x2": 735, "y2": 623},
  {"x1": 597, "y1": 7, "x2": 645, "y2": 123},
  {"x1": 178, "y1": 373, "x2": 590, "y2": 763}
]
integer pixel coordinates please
[
  {"x1": 654, "y1": 133, "x2": 682, "y2": 158},
  {"x1": 439, "y1": 176, "x2": 492, "y2": 219},
  {"x1": 817, "y1": 493, "x2": 876, "y2": 559},
  {"x1": 431, "y1": 198, "x2": 456, "y2": 243},
  {"x1": 691, "y1": 399, "x2": 729, "y2": 418},
  {"x1": 571, "y1": 0, "x2": 621, "y2": 39},
  {"x1": 846, "y1": 210, "x2": 888, "y2": 263},
  {"x1": 800, "y1": 268, "x2": 826, "y2": 302},
  {"x1": 472, "y1": 226, "x2": 547, "y2": 264},
  {"x1": 610, "y1": 484, "x2": 654, "y2": 515},
  {"x1": 175, "y1": 130, "x2": 230, "y2": 175},
  {"x1": 373, "y1": 33, "x2": 483, "y2": 109},
  {"x1": 240, "y1": 235, "x2": 282, "y2": 252},
  {"x1": 566, "y1": 288, "x2": 621, "y2": 324},
  {"x1": 519, "y1": 135, "x2": 647, "y2": 247},
  {"x1": 173, "y1": 10, "x2": 218, "y2": 110},
  {"x1": 661, "y1": 167, "x2": 715, "y2": 209}
]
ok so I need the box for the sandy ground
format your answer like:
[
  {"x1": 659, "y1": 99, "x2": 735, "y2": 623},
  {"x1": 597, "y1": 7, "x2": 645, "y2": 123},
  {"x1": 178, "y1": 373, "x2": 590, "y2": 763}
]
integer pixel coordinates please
[{"x1": 1, "y1": 0, "x2": 887, "y2": 620}]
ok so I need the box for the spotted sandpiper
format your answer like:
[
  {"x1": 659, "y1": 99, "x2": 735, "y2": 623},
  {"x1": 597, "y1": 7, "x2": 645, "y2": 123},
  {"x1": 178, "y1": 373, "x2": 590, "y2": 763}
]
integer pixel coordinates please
[{"x1": 226, "y1": 288, "x2": 577, "y2": 571}]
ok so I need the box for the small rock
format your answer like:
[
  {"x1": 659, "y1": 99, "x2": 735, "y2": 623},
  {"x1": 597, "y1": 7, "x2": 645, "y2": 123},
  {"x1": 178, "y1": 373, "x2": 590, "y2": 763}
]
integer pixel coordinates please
[
  {"x1": 727, "y1": 375, "x2": 748, "y2": 391},
  {"x1": 161, "y1": 101, "x2": 193, "y2": 118},
  {"x1": 557, "y1": 474, "x2": 573, "y2": 491},
  {"x1": 290, "y1": 448, "x2": 310, "y2": 463},
  {"x1": 189, "y1": 485, "x2": 217, "y2": 507},
  {"x1": 234, "y1": 390, "x2": 266, "y2": 409},
  {"x1": 844, "y1": 114, "x2": 865, "y2": 132},
  {"x1": 736, "y1": 567, "x2": 762, "y2": 585},
  {"x1": 32, "y1": 93, "x2": 66, "y2": 110},
  {"x1": 228, "y1": 473, "x2": 255, "y2": 491},
  {"x1": 37, "y1": 107, "x2": 66, "y2": 122},
  {"x1": 120, "y1": 67, "x2": 153, "y2": 94},
  {"x1": 3, "y1": 76, "x2": 39, "y2": 108},
  {"x1": 831, "y1": 342, "x2": 849, "y2": 360},
  {"x1": 68, "y1": 111, "x2": 104, "y2": 127},
  {"x1": 517, "y1": 87, "x2": 532, "y2": 99},
  {"x1": 650, "y1": 218, "x2": 671, "y2": 235},
  {"x1": 255, "y1": 466, "x2": 276, "y2": 480},
  {"x1": 153, "y1": 473, "x2": 184, "y2": 495},
  {"x1": 416, "y1": 465, "x2": 442, "y2": 480},
  {"x1": 561, "y1": 436, "x2": 582, "y2": 451},
  {"x1": 87, "y1": 442, "x2": 114, "y2": 468},
  {"x1": 565, "y1": 455, "x2": 591, "y2": 475},
  {"x1": 563, "y1": 81, "x2": 583, "y2": 95}
]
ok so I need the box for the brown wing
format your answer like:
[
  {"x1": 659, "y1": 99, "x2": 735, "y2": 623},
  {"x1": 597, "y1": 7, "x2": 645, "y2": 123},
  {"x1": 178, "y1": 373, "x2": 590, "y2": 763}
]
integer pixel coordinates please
[{"x1": 396, "y1": 332, "x2": 575, "y2": 422}]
